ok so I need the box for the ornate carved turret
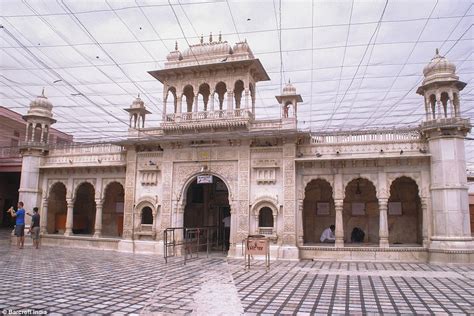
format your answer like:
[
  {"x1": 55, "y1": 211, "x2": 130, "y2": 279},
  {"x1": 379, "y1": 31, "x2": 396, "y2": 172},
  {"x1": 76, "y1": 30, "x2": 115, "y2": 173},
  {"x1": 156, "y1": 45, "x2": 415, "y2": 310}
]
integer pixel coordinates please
[
  {"x1": 417, "y1": 50, "x2": 473, "y2": 254},
  {"x1": 21, "y1": 88, "x2": 57, "y2": 152},
  {"x1": 417, "y1": 49, "x2": 470, "y2": 137},
  {"x1": 148, "y1": 34, "x2": 269, "y2": 133},
  {"x1": 124, "y1": 94, "x2": 151, "y2": 129},
  {"x1": 275, "y1": 81, "x2": 303, "y2": 129}
]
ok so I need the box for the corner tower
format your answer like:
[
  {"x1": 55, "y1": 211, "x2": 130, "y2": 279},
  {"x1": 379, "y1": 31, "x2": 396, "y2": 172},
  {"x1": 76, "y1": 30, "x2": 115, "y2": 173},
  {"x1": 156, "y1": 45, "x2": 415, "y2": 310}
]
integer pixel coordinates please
[
  {"x1": 416, "y1": 50, "x2": 472, "y2": 259},
  {"x1": 148, "y1": 34, "x2": 270, "y2": 132},
  {"x1": 19, "y1": 89, "x2": 56, "y2": 219}
]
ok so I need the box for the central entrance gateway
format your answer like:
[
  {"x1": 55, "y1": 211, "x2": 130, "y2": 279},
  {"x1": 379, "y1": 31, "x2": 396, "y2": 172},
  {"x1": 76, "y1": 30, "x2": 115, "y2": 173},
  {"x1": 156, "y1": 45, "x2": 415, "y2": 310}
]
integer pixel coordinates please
[{"x1": 183, "y1": 175, "x2": 230, "y2": 250}]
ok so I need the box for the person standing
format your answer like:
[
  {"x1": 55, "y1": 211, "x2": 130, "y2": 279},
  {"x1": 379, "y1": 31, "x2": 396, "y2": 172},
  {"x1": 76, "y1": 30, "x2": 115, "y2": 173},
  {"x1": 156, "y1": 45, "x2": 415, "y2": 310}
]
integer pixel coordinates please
[
  {"x1": 28, "y1": 207, "x2": 41, "y2": 249},
  {"x1": 7, "y1": 201, "x2": 26, "y2": 249}
]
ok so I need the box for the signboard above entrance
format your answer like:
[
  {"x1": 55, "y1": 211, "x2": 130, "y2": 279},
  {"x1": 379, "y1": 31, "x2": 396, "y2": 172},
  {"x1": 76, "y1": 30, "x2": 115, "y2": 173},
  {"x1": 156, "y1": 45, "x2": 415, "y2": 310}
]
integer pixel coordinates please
[{"x1": 197, "y1": 175, "x2": 213, "y2": 184}]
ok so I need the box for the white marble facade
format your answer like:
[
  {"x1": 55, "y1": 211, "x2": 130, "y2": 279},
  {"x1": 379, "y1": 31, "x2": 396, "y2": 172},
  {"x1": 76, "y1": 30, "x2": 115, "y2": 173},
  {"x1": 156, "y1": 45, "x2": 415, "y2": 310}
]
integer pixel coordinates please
[{"x1": 18, "y1": 39, "x2": 472, "y2": 263}]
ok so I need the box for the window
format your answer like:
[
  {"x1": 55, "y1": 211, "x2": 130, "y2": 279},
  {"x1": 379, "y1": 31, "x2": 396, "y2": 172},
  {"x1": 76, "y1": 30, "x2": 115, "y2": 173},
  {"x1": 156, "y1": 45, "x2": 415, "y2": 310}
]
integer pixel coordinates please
[
  {"x1": 141, "y1": 207, "x2": 153, "y2": 224},
  {"x1": 259, "y1": 207, "x2": 273, "y2": 228}
]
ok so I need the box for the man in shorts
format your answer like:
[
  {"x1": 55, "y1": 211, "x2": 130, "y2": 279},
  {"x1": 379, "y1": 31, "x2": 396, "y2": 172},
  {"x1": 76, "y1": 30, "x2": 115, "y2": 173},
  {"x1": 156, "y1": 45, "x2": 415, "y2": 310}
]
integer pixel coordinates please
[
  {"x1": 8, "y1": 201, "x2": 26, "y2": 249},
  {"x1": 28, "y1": 207, "x2": 41, "y2": 249}
]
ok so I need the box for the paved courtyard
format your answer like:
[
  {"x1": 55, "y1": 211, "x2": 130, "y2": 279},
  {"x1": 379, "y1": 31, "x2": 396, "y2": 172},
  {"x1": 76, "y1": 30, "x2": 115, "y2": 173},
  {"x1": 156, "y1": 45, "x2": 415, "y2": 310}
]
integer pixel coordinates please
[{"x1": 1, "y1": 233, "x2": 473, "y2": 315}]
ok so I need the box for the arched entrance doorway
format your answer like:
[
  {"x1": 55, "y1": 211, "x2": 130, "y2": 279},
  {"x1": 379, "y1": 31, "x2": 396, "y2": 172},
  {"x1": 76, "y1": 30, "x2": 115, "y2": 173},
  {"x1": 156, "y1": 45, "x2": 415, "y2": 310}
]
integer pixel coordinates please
[
  {"x1": 102, "y1": 182, "x2": 124, "y2": 237},
  {"x1": 47, "y1": 182, "x2": 67, "y2": 234},
  {"x1": 183, "y1": 175, "x2": 230, "y2": 250},
  {"x1": 388, "y1": 177, "x2": 422, "y2": 245},
  {"x1": 73, "y1": 182, "x2": 96, "y2": 235},
  {"x1": 303, "y1": 179, "x2": 335, "y2": 244},
  {"x1": 343, "y1": 178, "x2": 379, "y2": 244}
]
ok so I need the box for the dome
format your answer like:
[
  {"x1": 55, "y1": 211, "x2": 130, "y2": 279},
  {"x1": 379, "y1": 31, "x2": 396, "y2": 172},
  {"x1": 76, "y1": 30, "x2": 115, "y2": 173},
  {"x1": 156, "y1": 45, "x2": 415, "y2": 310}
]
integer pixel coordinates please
[
  {"x1": 131, "y1": 95, "x2": 145, "y2": 109},
  {"x1": 422, "y1": 49, "x2": 457, "y2": 84},
  {"x1": 282, "y1": 81, "x2": 297, "y2": 95},
  {"x1": 27, "y1": 89, "x2": 54, "y2": 119},
  {"x1": 166, "y1": 41, "x2": 183, "y2": 61}
]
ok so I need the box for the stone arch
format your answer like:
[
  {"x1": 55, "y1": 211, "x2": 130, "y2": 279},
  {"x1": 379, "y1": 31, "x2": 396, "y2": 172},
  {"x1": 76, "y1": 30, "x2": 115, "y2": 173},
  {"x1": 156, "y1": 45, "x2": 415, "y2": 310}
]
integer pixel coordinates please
[
  {"x1": 179, "y1": 171, "x2": 234, "y2": 206},
  {"x1": 198, "y1": 83, "x2": 211, "y2": 111},
  {"x1": 73, "y1": 182, "x2": 96, "y2": 235},
  {"x1": 215, "y1": 81, "x2": 227, "y2": 111},
  {"x1": 343, "y1": 177, "x2": 379, "y2": 244},
  {"x1": 73, "y1": 180, "x2": 96, "y2": 200},
  {"x1": 440, "y1": 91, "x2": 449, "y2": 118},
  {"x1": 46, "y1": 182, "x2": 67, "y2": 234},
  {"x1": 303, "y1": 178, "x2": 335, "y2": 244},
  {"x1": 182, "y1": 84, "x2": 194, "y2": 113},
  {"x1": 47, "y1": 180, "x2": 69, "y2": 199},
  {"x1": 234, "y1": 80, "x2": 244, "y2": 109},
  {"x1": 388, "y1": 176, "x2": 422, "y2": 245},
  {"x1": 33, "y1": 123, "x2": 42, "y2": 142},
  {"x1": 166, "y1": 86, "x2": 178, "y2": 114},
  {"x1": 251, "y1": 197, "x2": 278, "y2": 235},
  {"x1": 429, "y1": 94, "x2": 436, "y2": 119},
  {"x1": 102, "y1": 181, "x2": 124, "y2": 237}
]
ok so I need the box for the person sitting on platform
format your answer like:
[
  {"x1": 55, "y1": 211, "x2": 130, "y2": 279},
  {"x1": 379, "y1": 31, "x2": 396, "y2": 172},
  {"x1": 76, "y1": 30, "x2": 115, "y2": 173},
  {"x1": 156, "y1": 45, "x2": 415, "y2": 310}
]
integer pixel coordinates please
[
  {"x1": 351, "y1": 227, "x2": 365, "y2": 243},
  {"x1": 320, "y1": 224, "x2": 335, "y2": 243}
]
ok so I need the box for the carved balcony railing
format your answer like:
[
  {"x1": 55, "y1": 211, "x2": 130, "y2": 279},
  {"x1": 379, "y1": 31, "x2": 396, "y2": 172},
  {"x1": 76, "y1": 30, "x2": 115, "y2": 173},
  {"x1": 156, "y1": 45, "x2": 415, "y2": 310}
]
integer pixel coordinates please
[
  {"x1": 162, "y1": 108, "x2": 253, "y2": 131},
  {"x1": 300, "y1": 127, "x2": 428, "y2": 158},
  {"x1": 311, "y1": 128, "x2": 422, "y2": 144},
  {"x1": 420, "y1": 117, "x2": 471, "y2": 129},
  {"x1": 43, "y1": 143, "x2": 126, "y2": 167}
]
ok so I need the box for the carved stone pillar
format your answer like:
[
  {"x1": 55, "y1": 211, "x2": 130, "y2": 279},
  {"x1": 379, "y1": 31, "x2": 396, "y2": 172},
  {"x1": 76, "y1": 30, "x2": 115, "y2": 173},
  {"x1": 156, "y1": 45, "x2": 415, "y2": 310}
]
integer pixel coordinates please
[
  {"x1": 210, "y1": 92, "x2": 215, "y2": 111},
  {"x1": 244, "y1": 88, "x2": 250, "y2": 109},
  {"x1": 64, "y1": 199, "x2": 74, "y2": 236},
  {"x1": 194, "y1": 95, "x2": 199, "y2": 113},
  {"x1": 176, "y1": 96, "x2": 182, "y2": 116},
  {"x1": 163, "y1": 96, "x2": 167, "y2": 119},
  {"x1": 229, "y1": 201, "x2": 237, "y2": 246},
  {"x1": 40, "y1": 198, "x2": 48, "y2": 234},
  {"x1": 93, "y1": 200, "x2": 103, "y2": 238},
  {"x1": 227, "y1": 90, "x2": 233, "y2": 112},
  {"x1": 334, "y1": 199, "x2": 344, "y2": 247},
  {"x1": 24, "y1": 124, "x2": 29, "y2": 141},
  {"x1": 296, "y1": 199, "x2": 304, "y2": 246},
  {"x1": 436, "y1": 100, "x2": 442, "y2": 120},
  {"x1": 31, "y1": 125, "x2": 36, "y2": 142},
  {"x1": 379, "y1": 198, "x2": 389, "y2": 247},
  {"x1": 421, "y1": 197, "x2": 429, "y2": 247}
]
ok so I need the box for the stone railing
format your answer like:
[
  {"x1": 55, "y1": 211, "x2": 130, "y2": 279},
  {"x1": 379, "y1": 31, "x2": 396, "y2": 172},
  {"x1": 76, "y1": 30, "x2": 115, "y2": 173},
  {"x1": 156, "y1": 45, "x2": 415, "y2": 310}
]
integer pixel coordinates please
[
  {"x1": 251, "y1": 119, "x2": 283, "y2": 130},
  {"x1": 165, "y1": 108, "x2": 252, "y2": 122},
  {"x1": 420, "y1": 117, "x2": 471, "y2": 129},
  {"x1": 43, "y1": 143, "x2": 126, "y2": 167},
  {"x1": 311, "y1": 128, "x2": 421, "y2": 144},
  {"x1": 162, "y1": 109, "x2": 253, "y2": 131},
  {"x1": 300, "y1": 127, "x2": 428, "y2": 158},
  {"x1": 0, "y1": 146, "x2": 20, "y2": 159}
]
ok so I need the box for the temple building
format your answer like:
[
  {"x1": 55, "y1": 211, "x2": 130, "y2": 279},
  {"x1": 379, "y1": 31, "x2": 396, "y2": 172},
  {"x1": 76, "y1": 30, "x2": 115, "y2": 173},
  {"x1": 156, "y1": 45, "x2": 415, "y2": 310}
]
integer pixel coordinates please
[{"x1": 16, "y1": 37, "x2": 472, "y2": 263}]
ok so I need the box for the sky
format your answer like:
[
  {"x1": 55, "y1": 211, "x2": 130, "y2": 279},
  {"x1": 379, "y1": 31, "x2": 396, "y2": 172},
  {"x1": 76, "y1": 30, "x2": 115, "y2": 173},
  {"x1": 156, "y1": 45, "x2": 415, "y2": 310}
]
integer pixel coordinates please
[{"x1": 0, "y1": 0, "x2": 473, "y2": 160}]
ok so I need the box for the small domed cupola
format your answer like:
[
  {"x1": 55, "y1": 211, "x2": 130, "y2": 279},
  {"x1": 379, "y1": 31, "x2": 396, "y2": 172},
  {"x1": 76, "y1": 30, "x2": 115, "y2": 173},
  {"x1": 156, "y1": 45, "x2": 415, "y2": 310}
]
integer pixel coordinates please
[
  {"x1": 275, "y1": 80, "x2": 303, "y2": 129},
  {"x1": 124, "y1": 94, "x2": 151, "y2": 129},
  {"x1": 22, "y1": 88, "x2": 56, "y2": 147},
  {"x1": 417, "y1": 49, "x2": 467, "y2": 121}
]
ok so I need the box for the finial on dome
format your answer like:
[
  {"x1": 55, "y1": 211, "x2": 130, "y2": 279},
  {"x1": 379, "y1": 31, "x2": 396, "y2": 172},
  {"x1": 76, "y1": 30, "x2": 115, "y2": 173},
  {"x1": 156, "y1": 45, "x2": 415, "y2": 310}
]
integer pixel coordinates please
[
  {"x1": 175, "y1": 41, "x2": 178, "y2": 51},
  {"x1": 209, "y1": 32, "x2": 213, "y2": 43},
  {"x1": 435, "y1": 48, "x2": 439, "y2": 55},
  {"x1": 137, "y1": 93, "x2": 140, "y2": 98},
  {"x1": 41, "y1": 87, "x2": 45, "y2": 97},
  {"x1": 288, "y1": 78, "x2": 291, "y2": 84},
  {"x1": 218, "y1": 31, "x2": 222, "y2": 42},
  {"x1": 200, "y1": 34, "x2": 204, "y2": 44}
]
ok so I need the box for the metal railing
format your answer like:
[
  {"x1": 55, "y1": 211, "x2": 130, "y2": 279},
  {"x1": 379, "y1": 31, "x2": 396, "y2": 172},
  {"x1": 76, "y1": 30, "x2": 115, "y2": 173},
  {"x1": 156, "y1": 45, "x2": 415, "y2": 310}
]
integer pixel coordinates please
[{"x1": 163, "y1": 226, "x2": 226, "y2": 264}]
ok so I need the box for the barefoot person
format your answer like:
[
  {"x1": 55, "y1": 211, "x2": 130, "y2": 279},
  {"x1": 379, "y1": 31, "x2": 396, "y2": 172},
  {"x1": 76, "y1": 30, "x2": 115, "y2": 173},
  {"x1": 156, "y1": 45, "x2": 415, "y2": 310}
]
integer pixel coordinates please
[
  {"x1": 27, "y1": 207, "x2": 41, "y2": 249},
  {"x1": 7, "y1": 202, "x2": 26, "y2": 249}
]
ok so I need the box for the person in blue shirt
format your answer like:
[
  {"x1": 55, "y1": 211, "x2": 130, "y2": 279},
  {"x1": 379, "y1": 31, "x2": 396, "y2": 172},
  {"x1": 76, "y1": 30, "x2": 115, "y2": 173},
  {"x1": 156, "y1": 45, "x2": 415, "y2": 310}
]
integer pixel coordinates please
[{"x1": 7, "y1": 201, "x2": 26, "y2": 249}]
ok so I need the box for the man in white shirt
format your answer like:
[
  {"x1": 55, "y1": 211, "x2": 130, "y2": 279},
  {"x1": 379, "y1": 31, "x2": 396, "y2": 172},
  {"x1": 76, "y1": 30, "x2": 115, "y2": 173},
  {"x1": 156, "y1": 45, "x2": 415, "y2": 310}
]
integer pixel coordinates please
[{"x1": 320, "y1": 224, "x2": 335, "y2": 243}]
